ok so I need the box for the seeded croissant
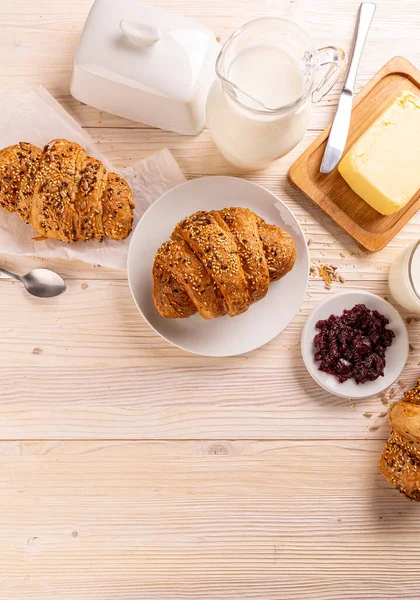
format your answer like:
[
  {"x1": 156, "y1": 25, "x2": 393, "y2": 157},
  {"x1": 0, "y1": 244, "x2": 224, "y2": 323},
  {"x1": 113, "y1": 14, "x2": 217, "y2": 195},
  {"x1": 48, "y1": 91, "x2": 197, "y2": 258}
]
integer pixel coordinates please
[
  {"x1": 153, "y1": 207, "x2": 296, "y2": 319},
  {"x1": 380, "y1": 378, "x2": 420, "y2": 501},
  {"x1": 0, "y1": 139, "x2": 134, "y2": 243}
]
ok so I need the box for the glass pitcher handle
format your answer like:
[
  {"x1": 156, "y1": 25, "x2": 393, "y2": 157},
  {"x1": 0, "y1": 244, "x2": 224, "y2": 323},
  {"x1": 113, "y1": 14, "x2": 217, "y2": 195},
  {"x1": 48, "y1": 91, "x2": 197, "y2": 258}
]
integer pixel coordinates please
[{"x1": 311, "y1": 46, "x2": 347, "y2": 104}]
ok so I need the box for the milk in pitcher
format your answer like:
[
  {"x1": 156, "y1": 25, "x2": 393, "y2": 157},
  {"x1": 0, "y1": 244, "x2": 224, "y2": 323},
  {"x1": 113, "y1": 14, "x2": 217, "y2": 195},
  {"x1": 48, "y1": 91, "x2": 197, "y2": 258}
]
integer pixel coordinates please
[{"x1": 207, "y1": 45, "x2": 309, "y2": 170}]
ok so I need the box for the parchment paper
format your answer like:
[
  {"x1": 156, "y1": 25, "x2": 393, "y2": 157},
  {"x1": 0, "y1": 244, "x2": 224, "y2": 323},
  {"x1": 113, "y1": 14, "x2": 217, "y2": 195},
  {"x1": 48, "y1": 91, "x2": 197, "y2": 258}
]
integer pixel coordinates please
[{"x1": 0, "y1": 85, "x2": 186, "y2": 270}]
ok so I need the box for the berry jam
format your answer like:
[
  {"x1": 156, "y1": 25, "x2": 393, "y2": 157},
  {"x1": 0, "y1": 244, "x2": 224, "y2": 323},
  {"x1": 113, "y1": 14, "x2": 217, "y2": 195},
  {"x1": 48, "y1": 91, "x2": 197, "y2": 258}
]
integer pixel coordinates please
[{"x1": 313, "y1": 303, "x2": 395, "y2": 384}]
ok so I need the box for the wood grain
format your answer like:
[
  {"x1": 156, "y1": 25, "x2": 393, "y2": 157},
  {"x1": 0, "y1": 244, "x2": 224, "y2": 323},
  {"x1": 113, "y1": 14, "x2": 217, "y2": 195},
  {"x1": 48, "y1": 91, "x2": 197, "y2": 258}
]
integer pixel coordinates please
[
  {"x1": 1, "y1": 440, "x2": 420, "y2": 600},
  {"x1": 289, "y1": 57, "x2": 420, "y2": 251},
  {"x1": 0, "y1": 365, "x2": 412, "y2": 440},
  {"x1": 1, "y1": 279, "x2": 412, "y2": 367},
  {"x1": 1, "y1": 0, "x2": 420, "y2": 598},
  {"x1": 0, "y1": 276, "x2": 418, "y2": 440}
]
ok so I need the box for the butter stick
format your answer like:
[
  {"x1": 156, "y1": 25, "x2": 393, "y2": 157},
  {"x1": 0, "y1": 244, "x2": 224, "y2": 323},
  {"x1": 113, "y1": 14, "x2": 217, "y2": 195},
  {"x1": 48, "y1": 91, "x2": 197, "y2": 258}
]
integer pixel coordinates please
[{"x1": 338, "y1": 90, "x2": 420, "y2": 216}]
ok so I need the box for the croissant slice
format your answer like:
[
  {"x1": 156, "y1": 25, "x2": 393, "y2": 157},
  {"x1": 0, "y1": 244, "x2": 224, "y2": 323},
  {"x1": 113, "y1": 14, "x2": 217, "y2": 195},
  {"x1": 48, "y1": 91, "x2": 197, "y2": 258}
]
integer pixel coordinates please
[
  {"x1": 381, "y1": 430, "x2": 420, "y2": 501},
  {"x1": 31, "y1": 139, "x2": 86, "y2": 242},
  {"x1": 173, "y1": 211, "x2": 250, "y2": 317},
  {"x1": 17, "y1": 144, "x2": 42, "y2": 223},
  {"x1": 154, "y1": 238, "x2": 226, "y2": 320},
  {"x1": 213, "y1": 207, "x2": 269, "y2": 303},
  {"x1": 0, "y1": 142, "x2": 40, "y2": 214},
  {"x1": 153, "y1": 208, "x2": 296, "y2": 320},
  {"x1": 380, "y1": 378, "x2": 420, "y2": 501},
  {"x1": 102, "y1": 172, "x2": 135, "y2": 241},
  {"x1": 74, "y1": 155, "x2": 106, "y2": 242},
  {"x1": 256, "y1": 216, "x2": 297, "y2": 281},
  {"x1": 153, "y1": 253, "x2": 197, "y2": 319}
]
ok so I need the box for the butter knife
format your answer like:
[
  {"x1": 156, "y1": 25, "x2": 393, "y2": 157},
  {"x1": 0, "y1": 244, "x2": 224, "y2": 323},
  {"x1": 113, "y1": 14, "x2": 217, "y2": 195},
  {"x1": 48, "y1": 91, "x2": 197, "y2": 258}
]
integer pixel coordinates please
[{"x1": 320, "y1": 2, "x2": 376, "y2": 174}]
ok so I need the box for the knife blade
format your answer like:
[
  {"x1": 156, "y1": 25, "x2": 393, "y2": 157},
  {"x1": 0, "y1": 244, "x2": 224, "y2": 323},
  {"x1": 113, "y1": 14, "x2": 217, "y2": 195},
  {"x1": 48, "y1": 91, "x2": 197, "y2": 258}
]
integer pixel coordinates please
[{"x1": 320, "y1": 2, "x2": 376, "y2": 174}]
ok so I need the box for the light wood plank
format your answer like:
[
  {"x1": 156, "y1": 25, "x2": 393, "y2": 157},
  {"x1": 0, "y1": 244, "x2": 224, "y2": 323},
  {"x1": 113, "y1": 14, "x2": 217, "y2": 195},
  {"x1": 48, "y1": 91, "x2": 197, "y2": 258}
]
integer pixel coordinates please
[
  {"x1": 0, "y1": 278, "x2": 418, "y2": 364},
  {"x1": 0, "y1": 310, "x2": 416, "y2": 439},
  {"x1": 0, "y1": 279, "x2": 417, "y2": 439},
  {"x1": 0, "y1": 361, "x2": 411, "y2": 439},
  {"x1": 0, "y1": 0, "x2": 420, "y2": 598},
  {"x1": 0, "y1": 440, "x2": 419, "y2": 599},
  {"x1": 0, "y1": 0, "x2": 417, "y2": 441}
]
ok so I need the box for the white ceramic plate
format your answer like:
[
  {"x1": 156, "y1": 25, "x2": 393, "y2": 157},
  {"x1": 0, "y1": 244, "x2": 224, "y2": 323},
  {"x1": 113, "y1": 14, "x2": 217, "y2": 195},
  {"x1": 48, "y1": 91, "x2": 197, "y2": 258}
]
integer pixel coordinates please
[
  {"x1": 128, "y1": 176, "x2": 309, "y2": 356},
  {"x1": 301, "y1": 290, "x2": 409, "y2": 399}
]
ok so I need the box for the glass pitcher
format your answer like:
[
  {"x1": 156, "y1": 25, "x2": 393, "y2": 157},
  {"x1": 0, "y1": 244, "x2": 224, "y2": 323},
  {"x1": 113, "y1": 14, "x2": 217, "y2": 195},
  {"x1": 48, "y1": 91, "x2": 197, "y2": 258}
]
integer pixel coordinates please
[{"x1": 206, "y1": 18, "x2": 346, "y2": 170}]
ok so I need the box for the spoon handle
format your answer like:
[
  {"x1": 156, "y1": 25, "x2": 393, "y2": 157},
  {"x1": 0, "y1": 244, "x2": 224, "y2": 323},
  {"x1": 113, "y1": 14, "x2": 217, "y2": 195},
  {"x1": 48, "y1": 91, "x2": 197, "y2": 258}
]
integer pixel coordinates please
[{"x1": 0, "y1": 268, "x2": 21, "y2": 281}]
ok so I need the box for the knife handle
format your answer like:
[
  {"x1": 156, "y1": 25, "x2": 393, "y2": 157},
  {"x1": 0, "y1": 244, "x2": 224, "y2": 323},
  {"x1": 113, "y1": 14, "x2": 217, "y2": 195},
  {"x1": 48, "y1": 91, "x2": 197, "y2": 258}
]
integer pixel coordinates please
[{"x1": 344, "y1": 2, "x2": 376, "y2": 93}]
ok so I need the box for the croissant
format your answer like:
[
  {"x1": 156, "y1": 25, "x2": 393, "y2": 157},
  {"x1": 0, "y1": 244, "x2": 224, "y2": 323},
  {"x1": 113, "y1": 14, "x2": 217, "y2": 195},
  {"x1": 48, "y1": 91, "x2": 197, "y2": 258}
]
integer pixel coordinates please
[
  {"x1": 153, "y1": 207, "x2": 296, "y2": 319},
  {"x1": 0, "y1": 139, "x2": 134, "y2": 243},
  {"x1": 380, "y1": 378, "x2": 420, "y2": 501}
]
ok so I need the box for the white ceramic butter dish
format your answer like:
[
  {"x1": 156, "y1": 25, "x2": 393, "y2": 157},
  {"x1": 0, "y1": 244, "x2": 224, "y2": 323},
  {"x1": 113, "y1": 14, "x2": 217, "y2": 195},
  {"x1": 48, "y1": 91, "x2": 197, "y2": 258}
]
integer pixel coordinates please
[{"x1": 71, "y1": 0, "x2": 220, "y2": 134}]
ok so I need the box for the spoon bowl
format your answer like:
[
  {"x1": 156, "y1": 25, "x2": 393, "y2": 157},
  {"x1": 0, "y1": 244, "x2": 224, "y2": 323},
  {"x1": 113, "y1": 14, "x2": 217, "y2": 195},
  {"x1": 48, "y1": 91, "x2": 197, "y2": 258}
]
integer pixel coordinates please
[
  {"x1": 0, "y1": 267, "x2": 66, "y2": 298},
  {"x1": 21, "y1": 268, "x2": 66, "y2": 298}
]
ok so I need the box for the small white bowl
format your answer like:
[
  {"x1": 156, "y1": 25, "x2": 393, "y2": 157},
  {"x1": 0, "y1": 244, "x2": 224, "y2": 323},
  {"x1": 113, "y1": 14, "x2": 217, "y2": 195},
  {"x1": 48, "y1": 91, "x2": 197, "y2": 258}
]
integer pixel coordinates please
[{"x1": 301, "y1": 290, "x2": 409, "y2": 399}]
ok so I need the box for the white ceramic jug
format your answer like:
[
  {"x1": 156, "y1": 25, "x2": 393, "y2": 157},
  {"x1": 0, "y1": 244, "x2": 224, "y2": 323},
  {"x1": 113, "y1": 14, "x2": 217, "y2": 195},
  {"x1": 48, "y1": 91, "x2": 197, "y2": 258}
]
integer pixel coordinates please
[{"x1": 206, "y1": 18, "x2": 346, "y2": 170}]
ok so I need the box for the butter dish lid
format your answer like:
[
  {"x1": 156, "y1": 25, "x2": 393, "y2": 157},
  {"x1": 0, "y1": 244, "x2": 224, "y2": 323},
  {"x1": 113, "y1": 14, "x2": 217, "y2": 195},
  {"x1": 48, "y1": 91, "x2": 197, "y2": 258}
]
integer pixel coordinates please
[{"x1": 75, "y1": 0, "x2": 219, "y2": 102}]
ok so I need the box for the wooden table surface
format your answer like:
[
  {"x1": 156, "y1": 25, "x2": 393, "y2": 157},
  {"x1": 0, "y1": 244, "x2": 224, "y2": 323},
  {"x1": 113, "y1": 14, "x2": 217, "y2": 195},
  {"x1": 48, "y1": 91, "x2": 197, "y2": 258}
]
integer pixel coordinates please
[{"x1": 1, "y1": 0, "x2": 420, "y2": 598}]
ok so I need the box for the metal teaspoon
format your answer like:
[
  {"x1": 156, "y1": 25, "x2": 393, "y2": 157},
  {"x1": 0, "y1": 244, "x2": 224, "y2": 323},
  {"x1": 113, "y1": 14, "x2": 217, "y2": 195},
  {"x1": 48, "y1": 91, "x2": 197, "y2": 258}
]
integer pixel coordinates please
[{"x1": 0, "y1": 267, "x2": 66, "y2": 298}]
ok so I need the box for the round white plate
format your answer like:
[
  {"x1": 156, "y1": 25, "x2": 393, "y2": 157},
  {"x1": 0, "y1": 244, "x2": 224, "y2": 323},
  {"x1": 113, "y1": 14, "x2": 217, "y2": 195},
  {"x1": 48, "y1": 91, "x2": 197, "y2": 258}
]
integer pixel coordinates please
[
  {"x1": 301, "y1": 290, "x2": 409, "y2": 399},
  {"x1": 128, "y1": 176, "x2": 309, "y2": 356}
]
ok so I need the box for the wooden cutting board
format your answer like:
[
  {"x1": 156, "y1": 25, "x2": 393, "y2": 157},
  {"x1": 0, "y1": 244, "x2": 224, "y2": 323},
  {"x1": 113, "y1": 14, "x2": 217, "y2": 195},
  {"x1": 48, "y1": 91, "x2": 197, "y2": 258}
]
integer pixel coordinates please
[{"x1": 288, "y1": 56, "x2": 420, "y2": 252}]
